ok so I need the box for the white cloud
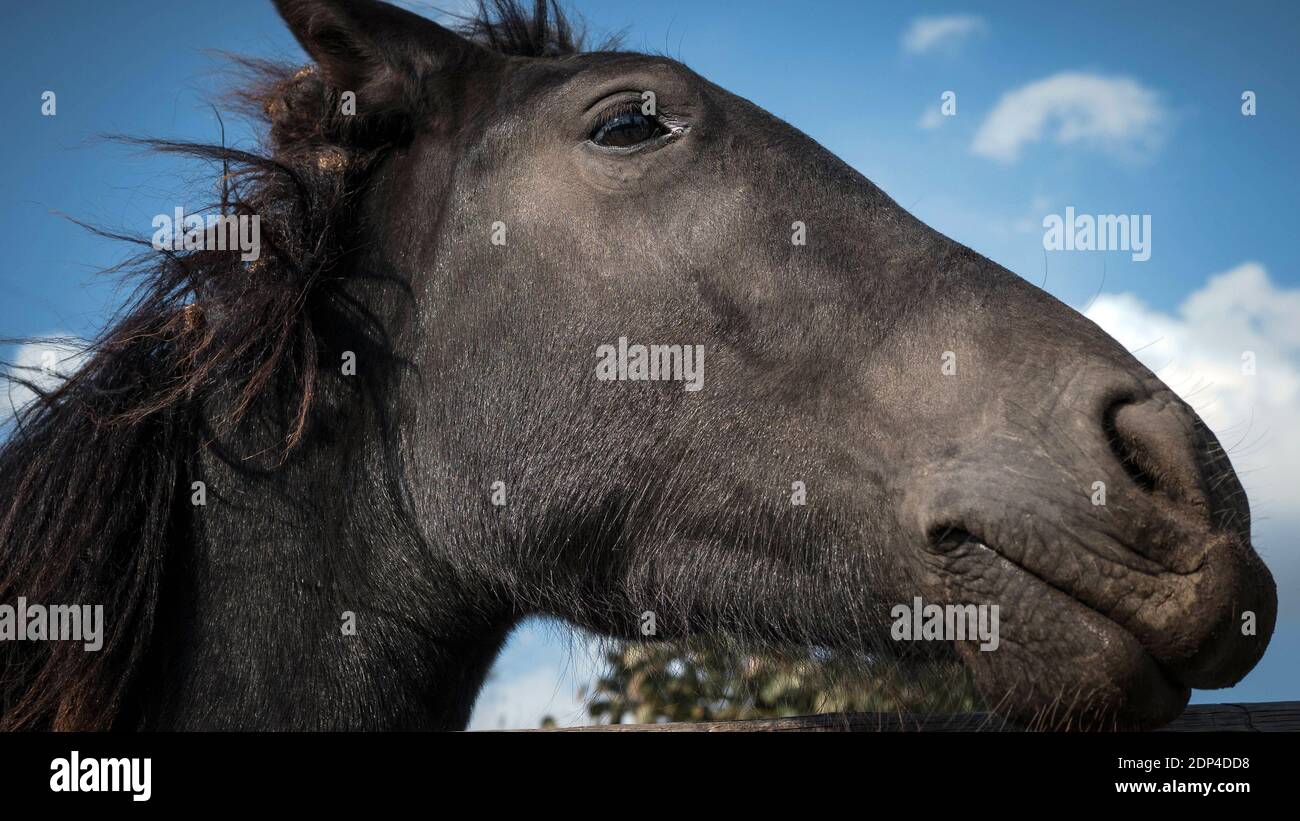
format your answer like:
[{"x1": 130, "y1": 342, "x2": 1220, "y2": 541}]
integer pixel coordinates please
[
  {"x1": 468, "y1": 626, "x2": 603, "y2": 730},
  {"x1": 1, "y1": 335, "x2": 88, "y2": 427},
  {"x1": 972, "y1": 72, "x2": 1166, "y2": 163},
  {"x1": 902, "y1": 15, "x2": 988, "y2": 55},
  {"x1": 917, "y1": 106, "x2": 945, "y2": 130},
  {"x1": 1085, "y1": 262, "x2": 1300, "y2": 547}
]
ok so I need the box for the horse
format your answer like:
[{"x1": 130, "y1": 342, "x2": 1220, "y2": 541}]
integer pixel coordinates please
[{"x1": 0, "y1": 0, "x2": 1275, "y2": 730}]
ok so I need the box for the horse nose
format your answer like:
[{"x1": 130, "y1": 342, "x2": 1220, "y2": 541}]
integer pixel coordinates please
[
  {"x1": 1094, "y1": 390, "x2": 1276, "y2": 688},
  {"x1": 1103, "y1": 394, "x2": 1211, "y2": 528}
]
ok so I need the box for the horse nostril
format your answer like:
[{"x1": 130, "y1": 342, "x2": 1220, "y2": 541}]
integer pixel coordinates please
[
  {"x1": 1102, "y1": 395, "x2": 1208, "y2": 510},
  {"x1": 1102, "y1": 397, "x2": 1160, "y2": 494}
]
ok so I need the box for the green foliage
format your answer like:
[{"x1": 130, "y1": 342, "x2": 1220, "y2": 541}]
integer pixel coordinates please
[{"x1": 557, "y1": 642, "x2": 984, "y2": 726}]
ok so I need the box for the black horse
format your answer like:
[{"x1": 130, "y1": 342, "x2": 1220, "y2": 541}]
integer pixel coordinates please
[{"x1": 0, "y1": 0, "x2": 1275, "y2": 730}]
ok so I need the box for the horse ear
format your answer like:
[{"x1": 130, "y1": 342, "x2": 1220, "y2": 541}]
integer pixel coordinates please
[{"x1": 273, "y1": 0, "x2": 496, "y2": 115}]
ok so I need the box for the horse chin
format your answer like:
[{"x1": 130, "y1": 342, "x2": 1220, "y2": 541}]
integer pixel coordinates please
[{"x1": 958, "y1": 603, "x2": 1192, "y2": 731}]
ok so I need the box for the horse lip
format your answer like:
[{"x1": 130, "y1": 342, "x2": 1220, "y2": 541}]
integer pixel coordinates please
[
  {"x1": 927, "y1": 521, "x2": 1196, "y2": 692},
  {"x1": 928, "y1": 525, "x2": 988, "y2": 554},
  {"x1": 995, "y1": 546, "x2": 1194, "y2": 709},
  {"x1": 927, "y1": 521, "x2": 1196, "y2": 728}
]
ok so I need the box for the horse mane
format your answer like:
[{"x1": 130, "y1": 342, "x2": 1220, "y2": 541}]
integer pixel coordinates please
[
  {"x1": 0, "y1": 0, "x2": 585, "y2": 731},
  {"x1": 455, "y1": 0, "x2": 585, "y2": 57}
]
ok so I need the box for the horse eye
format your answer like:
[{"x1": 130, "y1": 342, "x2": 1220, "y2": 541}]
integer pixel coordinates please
[{"x1": 590, "y1": 110, "x2": 667, "y2": 148}]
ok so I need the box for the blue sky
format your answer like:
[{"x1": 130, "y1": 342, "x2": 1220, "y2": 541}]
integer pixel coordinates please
[{"x1": 2, "y1": 1, "x2": 1297, "y2": 727}]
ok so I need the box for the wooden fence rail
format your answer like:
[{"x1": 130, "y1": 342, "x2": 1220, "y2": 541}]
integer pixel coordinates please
[{"x1": 553, "y1": 700, "x2": 1300, "y2": 731}]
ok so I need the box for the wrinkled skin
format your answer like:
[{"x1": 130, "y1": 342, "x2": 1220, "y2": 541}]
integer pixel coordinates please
[{"x1": 185, "y1": 0, "x2": 1273, "y2": 730}]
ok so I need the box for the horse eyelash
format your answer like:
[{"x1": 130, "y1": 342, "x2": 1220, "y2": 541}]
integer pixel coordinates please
[
  {"x1": 590, "y1": 102, "x2": 689, "y2": 146},
  {"x1": 591, "y1": 100, "x2": 661, "y2": 130}
]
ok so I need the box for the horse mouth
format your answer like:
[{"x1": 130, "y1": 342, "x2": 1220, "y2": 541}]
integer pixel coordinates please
[
  {"x1": 928, "y1": 525, "x2": 989, "y2": 556},
  {"x1": 927, "y1": 523, "x2": 1193, "y2": 728},
  {"x1": 927, "y1": 525, "x2": 1170, "y2": 646}
]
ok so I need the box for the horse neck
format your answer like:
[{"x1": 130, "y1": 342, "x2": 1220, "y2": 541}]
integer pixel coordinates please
[{"x1": 137, "y1": 383, "x2": 515, "y2": 730}]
